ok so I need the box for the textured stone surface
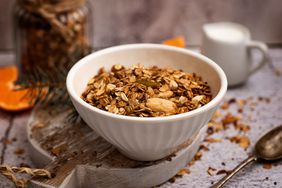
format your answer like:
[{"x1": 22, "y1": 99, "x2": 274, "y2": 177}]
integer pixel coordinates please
[{"x1": 0, "y1": 49, "x2": 281, "y2": 187}]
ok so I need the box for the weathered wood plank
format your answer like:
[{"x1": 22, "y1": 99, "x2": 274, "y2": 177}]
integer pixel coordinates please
[
  {"x1": 27, "y1": 104, "x2": 205, "y2": 188},
  {"x1": 0, "y1": 111, "x2": 34, "y2": 188},
  {"x1": 2, "y1": 111, "x2": 33, "y2": 167},
  {"x1": 0, "y1": 111, "x2": 11, "y2": 164},
  {"x1": 0, "y1": 111, "x2": 14, "y2": 188}
]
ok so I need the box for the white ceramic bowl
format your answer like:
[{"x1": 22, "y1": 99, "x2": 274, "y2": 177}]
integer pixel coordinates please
[{"x1": 67, "y1": 44, "x2": 227, "y2": 161}]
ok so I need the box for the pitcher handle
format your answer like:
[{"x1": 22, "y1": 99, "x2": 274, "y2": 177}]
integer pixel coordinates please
[{"x1": 247, "y1": 41, "x2": 270, "y2": 75}]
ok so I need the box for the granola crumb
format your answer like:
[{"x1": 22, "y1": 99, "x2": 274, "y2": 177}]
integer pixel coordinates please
[
  {"x1": 14, "y1": 148, "x2": 25, "y2": 155},
  {"x1": 204, "y1": 137, "x2": 223, "y2": 143},
  {"x1": 228, "y1": 135, "x2": 250, "y2": 149},
  {"x1": 176, "y1": 169, "x2": 190, "y2": 177},
  {"x1": 216, "y1": 169, "x2": 231, "y2": 175},
  {"x1": 222, "y1": 113, "x2": 240, "y2": 126},
  {"x1": 234, "y1": 123, "x2": 250, "y2": 132},
  {"x1": 2, "y1": 138, "x2": 12, "y2": 145},
  {"x1": 168, "y1": 177, "x2": 176, "y2": 183},
  {"x1": 263, "y1": 163, "x2": 272, "y2": 169}
]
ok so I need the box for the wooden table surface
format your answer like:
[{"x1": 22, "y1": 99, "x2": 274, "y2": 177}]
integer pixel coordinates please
[{"x1": 0, "y1": 48, "x2": 282, "y2": 188}]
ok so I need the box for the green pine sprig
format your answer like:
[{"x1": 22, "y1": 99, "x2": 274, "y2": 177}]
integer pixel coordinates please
[{"x1": 15, "y1": 46, "x2": 103, "y2": 122}]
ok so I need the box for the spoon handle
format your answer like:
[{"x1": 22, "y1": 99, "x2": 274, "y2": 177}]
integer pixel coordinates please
[{"x1": 211, "y1": 155, "x2": 257, "y2": 188}]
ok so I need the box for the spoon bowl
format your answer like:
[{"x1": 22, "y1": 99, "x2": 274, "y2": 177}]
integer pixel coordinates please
[{"x1": 255, "y1": 125, "x2": 282, "y2": 161}]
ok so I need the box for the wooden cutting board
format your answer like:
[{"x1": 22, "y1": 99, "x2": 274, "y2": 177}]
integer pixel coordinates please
[{"x1": 27, "y1": 104, "x2": 206, "y2": 188}]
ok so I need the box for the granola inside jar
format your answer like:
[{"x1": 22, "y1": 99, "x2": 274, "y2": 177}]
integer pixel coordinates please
[{"x1": 14, "y1": 0, "x2": 92, "y2": 75}]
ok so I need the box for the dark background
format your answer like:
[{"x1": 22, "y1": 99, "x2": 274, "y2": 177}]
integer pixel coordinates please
[{"x1": 0, "y1": 0, "x2": 282, "y2": 50}]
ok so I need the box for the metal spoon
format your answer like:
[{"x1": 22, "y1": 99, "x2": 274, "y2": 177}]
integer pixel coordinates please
[{"x1": 212, "y1": 125, "x2": 282, "y2": 188}]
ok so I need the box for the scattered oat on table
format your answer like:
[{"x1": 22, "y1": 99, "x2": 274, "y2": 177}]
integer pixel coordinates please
[
  {"x1": 207, "y1": 167, "x2": 217, "y2": 176},
  {"x1": 263, "y1": 163, "x2": 273, "y2": 170}
]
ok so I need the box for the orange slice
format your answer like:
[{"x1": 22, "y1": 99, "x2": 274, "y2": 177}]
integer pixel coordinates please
[
  {"x1": 162, "y1": 36, "x2": 186, "y2": 48},
  {"x1": 0, "y1": 66, "x2": 35, "y2": 112}
]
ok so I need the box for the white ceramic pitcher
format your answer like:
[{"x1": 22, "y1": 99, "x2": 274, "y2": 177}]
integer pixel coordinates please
[{"x1": 201, "y1": 22, "x2": 269, "y2": 86}]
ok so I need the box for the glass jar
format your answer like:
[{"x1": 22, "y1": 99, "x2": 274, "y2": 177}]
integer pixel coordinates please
[{"x1": 14, "y1": 0, "x2": 93, "y2": 75}]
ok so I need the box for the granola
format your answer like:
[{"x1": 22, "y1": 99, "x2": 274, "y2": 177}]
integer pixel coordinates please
[{"x1": 81, "y1": 64, "x2": 212, "y2": 117}]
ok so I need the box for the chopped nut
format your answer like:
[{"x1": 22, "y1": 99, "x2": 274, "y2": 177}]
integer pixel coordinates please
[
  {"x1": 146, "y1": 98, "x2": 177, "y2": 114},
  {"x1": 234, "y1": 123, "x2": 250, "y2": 132},
  {"x1": 169, "y1": 80, "x2": 178, "y2": 90},
  {"x1": 239, "y1": 136, "x2": 250, "y2": 149},
  {"x1": 222, "y1": 113, "x2": 240, "y2": 125},
  {"x1": 147, "y1": 87, "x2": 155, "y2": 96},
  {"x1": 86, "y1": 92, "x2": 94, "y2": 100},
  {"x1": 192, "y1": 95, "x2": 205, "y2": 103},
  {"x1": 106, "y1": 84, "x2": 116, "y2": 92},
  {"x1": 159, "y1": 85, "x2": 170, "y2": 92},
  {"x1": 179, "y1": 96, "x2": 188, "y2": 104},
  {"x1": 158, "y1": 91, "x2": 174, "y2": 98},
  {"x1": 129, "y1": 76, "x2": 136, "y2": 82},
  {"x1": 228, "y1": 135, "x2": 250, "y2": 149}
]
